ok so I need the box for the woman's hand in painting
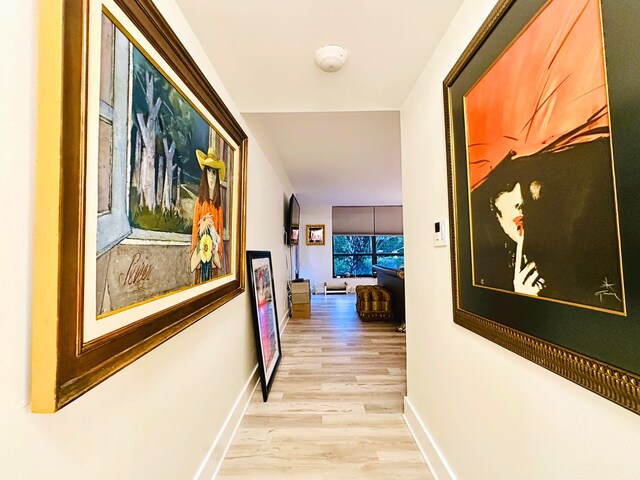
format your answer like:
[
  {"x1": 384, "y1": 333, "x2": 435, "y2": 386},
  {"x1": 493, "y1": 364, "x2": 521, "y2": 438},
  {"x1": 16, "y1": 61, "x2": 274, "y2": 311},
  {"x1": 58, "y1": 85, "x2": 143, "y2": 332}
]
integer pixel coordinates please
[
  {"x1": 513, "y1": 259, "x2": 545, "y2": 295},
  {"x1": 513, "y1": 234, "x2": 545, "y2": 296}
]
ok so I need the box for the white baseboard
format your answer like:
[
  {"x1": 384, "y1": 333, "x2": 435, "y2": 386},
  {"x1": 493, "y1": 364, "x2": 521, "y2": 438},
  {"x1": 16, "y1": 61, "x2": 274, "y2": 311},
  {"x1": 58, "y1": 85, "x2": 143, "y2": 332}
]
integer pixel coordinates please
[
  {"x1": 194, "y1": 310, "x2": 291, "y2": 480},
  {"x1": 193, "y1": 367, "x2": 259, "y2": 480},
  {"x1": 280, "y1": 309, "x2": 290, "y2": 333},
  {"x1": 403, "y1": 396, "x2": 457, "y2": 480}
]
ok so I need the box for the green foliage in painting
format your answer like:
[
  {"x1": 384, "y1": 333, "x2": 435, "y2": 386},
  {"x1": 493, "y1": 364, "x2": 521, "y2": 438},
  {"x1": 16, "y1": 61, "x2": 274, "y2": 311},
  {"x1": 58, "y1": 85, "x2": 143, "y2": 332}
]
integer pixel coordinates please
[{"x1": 129, "y1": 205, "x2": 191, "y2": 234}]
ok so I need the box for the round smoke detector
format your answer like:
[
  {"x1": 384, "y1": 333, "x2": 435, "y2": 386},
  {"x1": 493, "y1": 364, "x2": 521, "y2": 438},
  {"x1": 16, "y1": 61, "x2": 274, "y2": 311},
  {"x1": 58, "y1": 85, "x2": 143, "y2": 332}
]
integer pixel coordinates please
[{"x1": 314, "y1": 45, "x2": 348, "y2": 73}]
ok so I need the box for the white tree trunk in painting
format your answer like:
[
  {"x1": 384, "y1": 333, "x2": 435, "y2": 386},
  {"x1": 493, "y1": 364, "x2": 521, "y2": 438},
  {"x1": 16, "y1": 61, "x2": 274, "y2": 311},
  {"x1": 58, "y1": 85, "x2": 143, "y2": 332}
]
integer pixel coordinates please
[
  {"x1": 175, "y1": 166, "x2": 181, "y2": 211},
  {"x1": 132, "y1": 129, "x2": 142, "y2": 190},
  {"x1": 136, "y1": 72, "x2": 161, "y2": 211},
  {"x1": 156, "y1": 154, "x2": 165, "y2": 208},
  {"x1": 162, "y1": 138, "x2": 176, "y2": 212}
]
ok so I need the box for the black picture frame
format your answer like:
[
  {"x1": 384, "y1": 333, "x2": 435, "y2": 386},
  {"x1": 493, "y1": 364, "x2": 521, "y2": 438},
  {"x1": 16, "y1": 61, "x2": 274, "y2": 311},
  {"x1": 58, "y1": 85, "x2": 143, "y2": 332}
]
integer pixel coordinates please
[
  {"x1": 246, "y1": 251, "x2": 283, "y2": 401},
  {"x1": 444, "y1": 0, "x2": 640, "y2": 414}
]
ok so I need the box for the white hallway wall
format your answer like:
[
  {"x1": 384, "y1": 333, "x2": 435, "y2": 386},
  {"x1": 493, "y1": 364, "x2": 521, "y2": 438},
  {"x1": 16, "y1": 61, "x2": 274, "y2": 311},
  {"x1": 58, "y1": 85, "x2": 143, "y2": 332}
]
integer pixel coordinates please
[
  {"x1": 0, "y1": 0, "x2": 293, "y2": 478},
  {"x1": 401, "y1": 0, "x2": 640, "y2": 479}
]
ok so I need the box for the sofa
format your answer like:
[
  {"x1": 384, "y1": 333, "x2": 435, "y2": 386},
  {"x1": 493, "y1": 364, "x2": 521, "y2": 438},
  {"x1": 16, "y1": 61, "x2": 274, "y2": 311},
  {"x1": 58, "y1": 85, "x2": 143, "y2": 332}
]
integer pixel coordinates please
[{"x1": 372, "y1": 264, "x2": 405, "y2": 327}]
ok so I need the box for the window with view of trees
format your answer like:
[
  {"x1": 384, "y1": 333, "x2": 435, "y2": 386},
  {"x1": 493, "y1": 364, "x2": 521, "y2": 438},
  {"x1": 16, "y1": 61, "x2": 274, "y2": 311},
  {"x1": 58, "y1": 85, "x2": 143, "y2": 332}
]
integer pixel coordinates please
[{"x1": 333, "y1": 235, "x2": 404, "y2": 277}]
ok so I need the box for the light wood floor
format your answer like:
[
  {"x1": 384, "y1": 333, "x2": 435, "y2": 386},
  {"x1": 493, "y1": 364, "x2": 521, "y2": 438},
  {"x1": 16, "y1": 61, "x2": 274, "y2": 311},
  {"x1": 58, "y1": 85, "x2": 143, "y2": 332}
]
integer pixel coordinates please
[{"x1": 216, "y1": 294, "x2": 432, "y2": 479}]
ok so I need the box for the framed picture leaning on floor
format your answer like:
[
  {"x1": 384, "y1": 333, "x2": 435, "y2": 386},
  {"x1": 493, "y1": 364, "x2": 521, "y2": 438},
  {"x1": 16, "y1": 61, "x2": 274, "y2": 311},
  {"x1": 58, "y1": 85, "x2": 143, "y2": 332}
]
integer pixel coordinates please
[{"x1": 246, "y1": 251, "x2": 282, "y2": 401}]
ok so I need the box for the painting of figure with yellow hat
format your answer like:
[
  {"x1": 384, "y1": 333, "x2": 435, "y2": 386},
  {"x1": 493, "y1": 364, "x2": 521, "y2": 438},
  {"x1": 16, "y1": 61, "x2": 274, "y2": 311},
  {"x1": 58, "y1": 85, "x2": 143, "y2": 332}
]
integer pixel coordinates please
[
  {"x1": 94, "y1": 12, "x2": 236, "y2": 318},
  {"x1": 190, "y1": 147, "x2": 226, "y2": 282}
]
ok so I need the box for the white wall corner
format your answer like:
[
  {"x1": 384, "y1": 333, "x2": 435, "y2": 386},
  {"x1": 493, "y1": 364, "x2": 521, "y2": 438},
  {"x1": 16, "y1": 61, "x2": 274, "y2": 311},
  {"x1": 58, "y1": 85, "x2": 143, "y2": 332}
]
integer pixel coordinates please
[
  {"x1": 403, "y1": 396, "x2": 457, "y2": 480},
  {"x1": 193, "y1": 367, "x2": 260, "y2": 480}
]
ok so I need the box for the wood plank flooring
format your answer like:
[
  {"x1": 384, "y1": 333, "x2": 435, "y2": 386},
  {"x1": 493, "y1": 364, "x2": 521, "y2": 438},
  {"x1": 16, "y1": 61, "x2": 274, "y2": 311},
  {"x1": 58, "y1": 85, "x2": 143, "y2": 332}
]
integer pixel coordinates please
[{"x1": 216, "y1": 294, "x2": 432, "y2": 479}]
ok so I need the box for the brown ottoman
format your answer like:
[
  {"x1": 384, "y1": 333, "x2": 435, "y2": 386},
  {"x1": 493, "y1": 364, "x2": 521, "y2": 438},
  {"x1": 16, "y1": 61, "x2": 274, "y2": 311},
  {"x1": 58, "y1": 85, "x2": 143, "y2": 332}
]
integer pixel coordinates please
[{"x1": 355, "y1": 285, "x2": 393, "y2": 321}]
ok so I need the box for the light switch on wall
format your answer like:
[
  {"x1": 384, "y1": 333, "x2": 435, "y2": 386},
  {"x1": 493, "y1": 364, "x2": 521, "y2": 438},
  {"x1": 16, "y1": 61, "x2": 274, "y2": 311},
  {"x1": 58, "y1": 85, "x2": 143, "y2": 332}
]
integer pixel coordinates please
[{"x1": 433, "y1": 219, "x2": 448, "y2": 247}]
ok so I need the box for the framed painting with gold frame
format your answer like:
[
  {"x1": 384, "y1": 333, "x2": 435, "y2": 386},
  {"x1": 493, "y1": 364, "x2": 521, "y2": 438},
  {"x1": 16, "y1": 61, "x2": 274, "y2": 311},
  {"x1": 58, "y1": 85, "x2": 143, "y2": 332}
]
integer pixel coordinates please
[
  {"x1": 444, "y1": 0, "x2": 640, "y2": 414},
  {"x1": 31, "y1": 0, "x2": 248, "y2": 412},
  {"x1": 306, "y1": 224, "x2": 325, "y2": 246}
]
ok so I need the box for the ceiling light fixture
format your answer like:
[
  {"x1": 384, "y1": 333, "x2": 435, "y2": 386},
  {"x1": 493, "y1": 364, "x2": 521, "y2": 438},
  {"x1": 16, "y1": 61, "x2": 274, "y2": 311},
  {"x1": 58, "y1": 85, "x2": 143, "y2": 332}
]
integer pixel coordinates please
[{"x1": 314, "y1": 45, "x2": 348, "y2": 73}]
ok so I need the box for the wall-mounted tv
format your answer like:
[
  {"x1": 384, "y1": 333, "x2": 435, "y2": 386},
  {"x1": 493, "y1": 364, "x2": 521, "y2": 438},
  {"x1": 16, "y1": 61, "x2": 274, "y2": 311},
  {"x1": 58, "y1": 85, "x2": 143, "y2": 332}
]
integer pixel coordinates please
[{"x1": 287, "y1": 194, "x2": 300, "y2": 246}]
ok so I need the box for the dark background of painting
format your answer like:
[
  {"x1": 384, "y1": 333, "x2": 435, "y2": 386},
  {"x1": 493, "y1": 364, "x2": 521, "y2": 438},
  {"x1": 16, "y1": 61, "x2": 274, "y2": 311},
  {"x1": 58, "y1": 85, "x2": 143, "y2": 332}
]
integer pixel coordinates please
[{"x1": 448, "y1": 0, "x2": 640, "y2": 375}]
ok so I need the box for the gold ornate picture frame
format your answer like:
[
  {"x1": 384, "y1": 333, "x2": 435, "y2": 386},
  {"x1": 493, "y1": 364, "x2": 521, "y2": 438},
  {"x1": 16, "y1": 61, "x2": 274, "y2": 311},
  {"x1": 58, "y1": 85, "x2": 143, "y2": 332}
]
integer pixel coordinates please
[
  {"x1": 444, "y1": 0, "x2": 640, "y2": 414},
  {"x1": 32, "y1": 0, "x2": 248, "y2": 412},
  {"x1": 306, "y1": 224, "x2": 325, "y2": 246}
]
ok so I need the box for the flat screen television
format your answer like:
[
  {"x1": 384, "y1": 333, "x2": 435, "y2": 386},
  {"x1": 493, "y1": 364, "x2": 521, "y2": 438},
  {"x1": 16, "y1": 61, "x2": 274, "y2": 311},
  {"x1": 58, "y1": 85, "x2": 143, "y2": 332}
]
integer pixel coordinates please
[{"x1": 287, "y1": 194, "x2": 300, "y2": 246}]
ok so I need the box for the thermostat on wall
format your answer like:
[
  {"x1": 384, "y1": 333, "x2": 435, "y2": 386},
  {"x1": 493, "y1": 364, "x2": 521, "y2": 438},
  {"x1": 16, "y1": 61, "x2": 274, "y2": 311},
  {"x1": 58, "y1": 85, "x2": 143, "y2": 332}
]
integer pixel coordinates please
[{"x1": 433, "y1": 219, "x2": 448, "y2": 247}]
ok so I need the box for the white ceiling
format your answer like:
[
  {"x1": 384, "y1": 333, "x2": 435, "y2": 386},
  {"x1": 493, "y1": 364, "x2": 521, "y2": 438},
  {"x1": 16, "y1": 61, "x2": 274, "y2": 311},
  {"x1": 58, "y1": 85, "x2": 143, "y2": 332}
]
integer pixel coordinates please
[
  {"x1": 245, "y1": 111, "x2": 401, "y2": 206},
  {"x1": 175, "y1": 0, "x2": 464, "y2": 205}
]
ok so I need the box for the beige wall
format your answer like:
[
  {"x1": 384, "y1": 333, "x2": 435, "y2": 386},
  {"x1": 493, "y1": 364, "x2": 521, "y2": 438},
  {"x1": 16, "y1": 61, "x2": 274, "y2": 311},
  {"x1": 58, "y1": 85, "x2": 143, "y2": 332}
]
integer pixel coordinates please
[
  {"x1": 401, "y1": 1, "x2": 640, "y2": 479},
  {"x1": 0, "y1": 0, "x2": 292, "y2": 478}
]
